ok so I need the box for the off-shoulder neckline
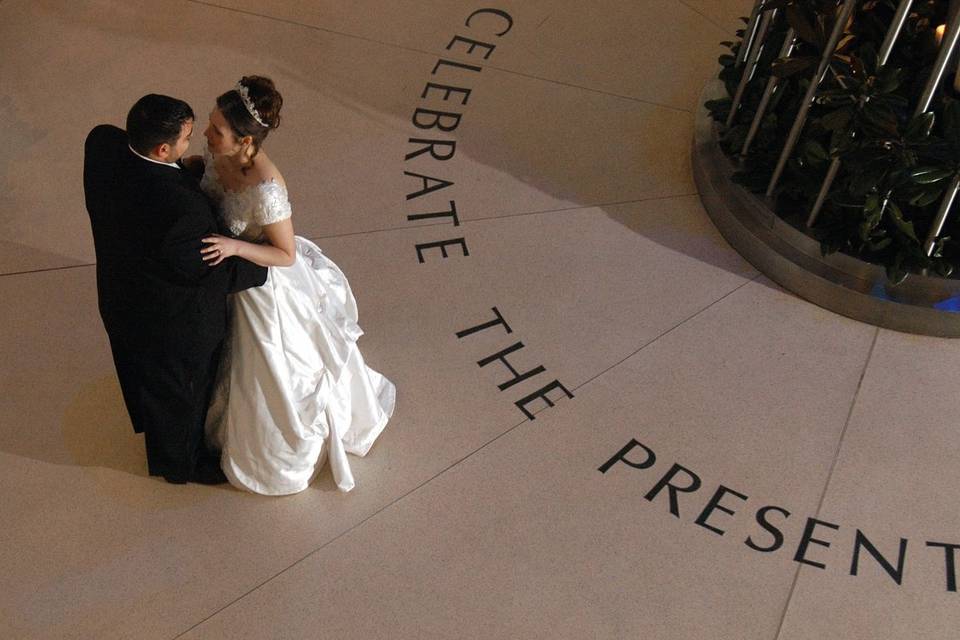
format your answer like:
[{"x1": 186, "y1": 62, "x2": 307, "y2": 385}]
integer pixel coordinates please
[{"x1": 203, "y1": 149, "x2": 287, "y2": 196}]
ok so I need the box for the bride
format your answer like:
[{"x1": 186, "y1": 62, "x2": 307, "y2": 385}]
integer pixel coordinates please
[{"x1": 191, "y1": 75, "x2": 395, "y2": 496}]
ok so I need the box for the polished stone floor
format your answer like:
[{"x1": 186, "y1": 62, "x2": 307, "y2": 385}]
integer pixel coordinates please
[{"x1": 2, "y1": 1, "x2": 958, "y2": 638}]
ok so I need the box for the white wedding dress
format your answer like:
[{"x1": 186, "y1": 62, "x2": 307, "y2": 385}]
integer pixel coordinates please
[{"x1": 200, "y1": 154, "x2": 395, "y2": 495}]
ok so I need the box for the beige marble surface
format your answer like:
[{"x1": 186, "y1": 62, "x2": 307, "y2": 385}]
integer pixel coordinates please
[{"x1": 0, "y1": 0, "x2": 955, "y2": 638}]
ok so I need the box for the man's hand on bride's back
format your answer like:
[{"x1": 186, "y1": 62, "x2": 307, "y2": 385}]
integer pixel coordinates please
[{"x1": 181, "y1": 155, "x2": 204, "y2": 179}]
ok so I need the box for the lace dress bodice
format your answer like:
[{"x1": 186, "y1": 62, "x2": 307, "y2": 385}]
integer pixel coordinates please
[{"x1": 199, "y1": 151, "x2": 292, "y2": 241}]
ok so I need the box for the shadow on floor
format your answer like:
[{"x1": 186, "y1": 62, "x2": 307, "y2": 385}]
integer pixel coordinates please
[
  {"x1": 61, "y1": 374, "x2": 148, "y2": 477},
  {"x1": 26, "y1": 0, "x2": 751, "y2": 278}
]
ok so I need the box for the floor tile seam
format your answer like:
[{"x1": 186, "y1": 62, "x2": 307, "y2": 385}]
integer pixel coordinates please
[
  {"x1": 809, "y1": 326, "x2": 879, "y2": 517},
  {"x1": 462, "y1": 192, "x2": 701, "y2": 224},
  {"x1": 675, "y1": 0, "x2": 731, "y2": 35},
  {"x1": 0, "y1": 194, "x2": 701, "y2": 277},
  {"x1": 170, "y1": 415, "x2": 533, "y2": 639},
  {"x1": 182, "y1": 0, "x2": 693, "y2": 115},
  {"x1": 301, "y1": 192, "x2": 702, "y2": 242},
  {"x1": 171, "y1": 266, "x2": 758, "y2": 639},
  {"x1": 480, "y1": 66, "x2": 693, "y2": 113},
  {"x1": 0, "y1": 263, "x2": 95, "y2": 278},
  {"x1": 770, "y1": 325, "x2": 880, "y2": 640},
  {"x1": 571, "y1": 271, "x2": 762, "y2": 392}
]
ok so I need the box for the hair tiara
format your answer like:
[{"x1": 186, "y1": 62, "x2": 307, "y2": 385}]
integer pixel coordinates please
[{"x1": 235, "y1": 81, "x2": 269, "y2": 128}]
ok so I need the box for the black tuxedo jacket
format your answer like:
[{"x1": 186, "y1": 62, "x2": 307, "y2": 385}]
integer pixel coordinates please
[
  {"x1": 83, "y1": 124, "x2": 266, "y2": 453},
  {"x1": 83, "y1": 124, "x2": 266, "y2": 358}
]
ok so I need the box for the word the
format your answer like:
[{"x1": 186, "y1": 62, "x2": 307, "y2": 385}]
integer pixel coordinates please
[{"x1": 457, "y1": 307, "x2": 573, "y2": 419}]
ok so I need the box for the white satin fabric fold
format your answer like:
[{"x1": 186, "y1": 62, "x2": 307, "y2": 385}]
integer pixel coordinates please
[{"x1": 206, "y1": 237, "x2": 395, "y2": 496}]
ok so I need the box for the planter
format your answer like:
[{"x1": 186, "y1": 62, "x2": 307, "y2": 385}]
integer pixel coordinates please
[{"x1": 694, "y1": 80, "x2": 960, "y2": 336}]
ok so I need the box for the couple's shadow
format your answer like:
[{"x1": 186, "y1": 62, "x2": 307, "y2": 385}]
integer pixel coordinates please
[
  {"x1": 56, "y1": 374, "x2": 214, "y2": 508},
  {"x1": 61, "y1": 375, "x2": 340, "y2": 498},
  {"x1": 62, "y1": 374, "x2": 146, "y2": 477}
]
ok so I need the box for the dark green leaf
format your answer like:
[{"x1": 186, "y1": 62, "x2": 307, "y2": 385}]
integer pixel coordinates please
[
  {"x1": 786, "y1": 4, "x2": 820, "y2": 47},
  {"x1": 851, "y1": 54, "x2": 866, "y2": 79},
  {"x1": 909, "y1": 188, "x2": 945, "y2": 207},
  {"x1": 859, "y1": 193, "x2": 883, "y2": 240},
  {"x1": 836, "y1": 33, "x2": 856, "y2": 54},
  {"x1": 831, "y1": 128, "x2": 856, "y2": 155},
  {"x1": 819, "y1": 106, "x2": 852, "y2": 131},
  {"x1": 886, "y1": 266, "x2": 909, "y2": 285},
  {"x1": 705, "y1": 98, "x2": 731, "y2": 110},
  {"x1": 868, "y1": 237, "x2": 893, "y2": 251},
  {"x1": 876, "y1": 66, "x2": 904, "y2": 94},
  {"x1": 849, "y1": 165, "x2": 887, "y2": 196},
  {"x1": 905, "y1": 112, "x2": 935, "y2": 141},
  {"x1": 910, "y1": 166, "x2": 954, "y2": 184},
  {"x1": 944, "y1": 100, "x2": 960, "y2": 149},
  {"x1": 880, "y1": 94, "x2": 909, "y2": 108},
  {"x1": 885, "y1": 249, "x2": 909, "y2": 284},
  {"x1": 932, "y1": 237, "x2": 952, "y2": 261},
  {"x1": 861, "y1": 101, "x2": 899, "y2": 135},
  {"x1": 887, "y1": 200, "x2": 919, "y2": 243},
  {"x1": 771, "y1": 56, "x2": 817, "y2": 78},
  {"x1": 860, "y1": 43, "x2": 878, "y2": 75},
  {"x1": 803, "y1": 139, "x2": 830, "y2": 164}
]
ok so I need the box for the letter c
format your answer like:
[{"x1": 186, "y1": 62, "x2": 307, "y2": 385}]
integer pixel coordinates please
[{"x1": 466, "y1": 8, "x2": 514, "y2": 36}]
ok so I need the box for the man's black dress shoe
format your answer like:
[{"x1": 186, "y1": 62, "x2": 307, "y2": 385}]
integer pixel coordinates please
[{"x1": 190, "y1": 461, "x2": 228, "y2": 485}]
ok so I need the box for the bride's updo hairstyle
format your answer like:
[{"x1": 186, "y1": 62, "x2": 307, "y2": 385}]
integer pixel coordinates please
[{"x1": 216, "y1": 75, "x2": 283, "y2": 160}]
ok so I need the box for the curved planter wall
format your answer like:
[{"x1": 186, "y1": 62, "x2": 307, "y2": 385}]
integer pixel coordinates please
[{"x1": 693, "y1": 81, "x2": 960, "y2": 337}]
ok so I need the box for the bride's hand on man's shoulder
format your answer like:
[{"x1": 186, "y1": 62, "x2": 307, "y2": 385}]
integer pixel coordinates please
[{"x1": 201, "y1": 234, "x2": 241, "y2": 266}]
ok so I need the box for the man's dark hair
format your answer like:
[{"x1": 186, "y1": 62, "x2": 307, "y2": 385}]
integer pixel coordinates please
[{"x1": 126, "y1": 94, "x2": 194, "y2": 155}]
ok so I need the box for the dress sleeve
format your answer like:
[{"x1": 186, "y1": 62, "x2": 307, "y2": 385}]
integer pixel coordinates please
[{"x1": 252, "y1": 181, "x2": 293, "y2": 226}]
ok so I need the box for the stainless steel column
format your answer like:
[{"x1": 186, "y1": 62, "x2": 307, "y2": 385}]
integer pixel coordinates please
[
  {"x1": 766, "y1": 0, "x2": 858, "y2": 196},
  {"x1": 878, "y1": 0, "x2": 914, "y2": 66},
  {"x1": 806, "y1": 0, "x2": 914, "y2": 227},
  {"x1": 726, "y1": 8, "x2": 777, "y2": 128},
  {"x1": 918, "y1": 9, "x2": 960, "y2": 255},
  {"x1": 741, "y1": 28, "x2": 797, "y2": 155},
  {"x1": 925, "y1": 175, "x2": 960, "y2": 256},
  {"x1": 915, "y1": 9, "x2": 960, "y2": 117},
  {"x1": 737, "y1": 0, "x2": 766, "y2": 65}
]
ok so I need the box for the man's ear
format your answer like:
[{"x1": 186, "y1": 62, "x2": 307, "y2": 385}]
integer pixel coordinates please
[{"x1": 154, "y1": 142, "x2": 171, "y2": 161}]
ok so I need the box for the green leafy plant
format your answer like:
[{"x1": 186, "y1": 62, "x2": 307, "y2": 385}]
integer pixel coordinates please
[{"x1": 709, "y1": 0, "x2": 959, "y2": 282}]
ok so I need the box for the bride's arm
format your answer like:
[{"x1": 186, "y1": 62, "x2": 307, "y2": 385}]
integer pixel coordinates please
[{"x1": 201, "y1": 218, "x2": 296, "y2": 268}]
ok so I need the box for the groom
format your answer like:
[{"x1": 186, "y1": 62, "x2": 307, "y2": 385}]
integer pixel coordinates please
[{"x1": 83, "y1": 94, "x2": 267, "y2": 484}]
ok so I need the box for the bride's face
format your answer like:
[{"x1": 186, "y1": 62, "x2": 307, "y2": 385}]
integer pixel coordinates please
[{"x1": 204, "y1": 107, "x2": 241, "y2": 156}]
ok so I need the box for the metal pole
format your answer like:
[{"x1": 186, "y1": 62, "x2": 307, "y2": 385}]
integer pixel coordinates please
[
  {"x1": 807, "y1": 0, "x2": 914, "y2": 226},
  {"x1": 742, "y1": 28, "x2": 797, "y2": 155},
  {"x1": 924, "y1": 174, "x2": 960, "y2": 256},
  {"x1": 915, "y1": 9, "x2": 960, "y2": 117},
  {"x1": 766, "y1": 0, "x2": 858, "y2": 197},
  {"x1": 726, "y1": 8, "x2": 777, "y2": 128},
  {"x1": 878, "y1": 0, "x2": 914, "y2": 66},
  {"x1": 805, "y1": 158, "x2": 842, "y2": 226},
  {"x1": 737, "y1": 0, "x2": 766, "y2": 65},
  {"x1": 916, "y1": 9, "x2": 960, "y2": 254}
]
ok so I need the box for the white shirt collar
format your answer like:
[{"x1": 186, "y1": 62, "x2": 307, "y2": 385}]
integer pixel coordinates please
[{"x1": 128, "y1": 144, "x2": 180, "y2": 169}]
